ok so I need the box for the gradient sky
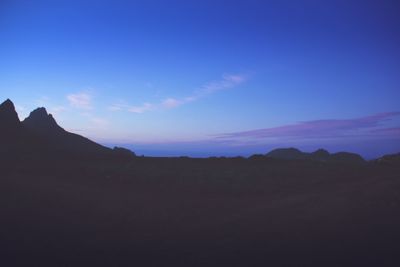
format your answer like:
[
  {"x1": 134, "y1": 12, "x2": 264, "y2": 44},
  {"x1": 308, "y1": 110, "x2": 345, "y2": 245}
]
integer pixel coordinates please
[{"x1": 1, "y1": 0, "x2": 399, "y2": 158}]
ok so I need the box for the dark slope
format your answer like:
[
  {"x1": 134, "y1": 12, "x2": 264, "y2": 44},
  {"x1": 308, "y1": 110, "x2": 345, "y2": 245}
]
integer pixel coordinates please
[
  {"x1": 0, "y1": 99, "x2": 46, "y2": 156},
  {"x1": 22, "y1": 107, "x2": 64, "y2": 134},
  {"x1": 265, "y1": 147, "x2": 305, "y2": 160},
  {"x1": 0, "y1": 99, "x2": 135, "y2": 160},
  {"x1": 1, "y1": 99, "x2": 400, "y2": 266},
  {"x1": 22, "y1": 107, "x2": 112, "y2": 156},
  {"x1": 375, "y1": 153, "x2": 400, "y2": 165},
  {"x1": 0, "y1": 99, "x2": 20, "y2": 129},
  {"x1": 330, "y1": 152, "x2": 365, "y2": 163},
  {"x1": 310, "y1": 148, "x2": 330, "y2": 161},
  {"x1": 265, "y1": 147, "x2": 365, "y2": 164},
  {"x1": 0, "y1": 99, "x2": 22, "y2": 151},
  {"x1": 1, "y1": 154, "x2": 400, "y2": 266}
]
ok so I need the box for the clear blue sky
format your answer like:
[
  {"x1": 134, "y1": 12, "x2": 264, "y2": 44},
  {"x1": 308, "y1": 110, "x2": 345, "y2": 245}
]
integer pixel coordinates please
[{"x1": 1, "y1": 0, "x2": 399, "y2": 158}]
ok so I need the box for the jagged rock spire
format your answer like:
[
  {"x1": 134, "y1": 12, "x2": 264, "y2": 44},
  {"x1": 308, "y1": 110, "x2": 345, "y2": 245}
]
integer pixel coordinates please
[
  {"x1": 0, "y1": 99, "x2": 20, "y2": 128},
  {"x1": 23, "y1": 107, "x2": 63, "y2": 134}
]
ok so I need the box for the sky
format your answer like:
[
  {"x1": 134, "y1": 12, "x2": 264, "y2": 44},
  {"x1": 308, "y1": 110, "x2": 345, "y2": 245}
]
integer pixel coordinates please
[{"x1": 1, "y1": 0, "x2": 399, "y2": 158}]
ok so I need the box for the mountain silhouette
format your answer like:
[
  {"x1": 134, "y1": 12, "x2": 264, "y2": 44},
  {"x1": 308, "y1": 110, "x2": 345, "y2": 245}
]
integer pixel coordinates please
[
  {"x1": 265, "y1": 147, "x2": 365, "y2": 163},
  {"x1": 22, "y1": 107, "x2": 62, "y2": 134},
  {"x1": 22, "y1": 106, "x2": 112, "y2": 155},
  {"x1": 329, "y1": 152, "x2": 365, "y2": 163},
  {"x1": 0, "y1": 99, "x2": 20, "y2": 129},
  {"x1": 310, "y1": 148, "x2": 330, "y2": 161},
  {"x1": 0, "y1": 99, "x2": 36, "y2": 155},
  {"x1": 0, "y1": 99, "x2": 380, "y2": 164},
  {"x1": 0, "y1": 99, "x2": 135, "y2": 159},
  {"x1": 1, "y1": 98, "x2": 400, "y2": 267},
  {"x1": 265, "y1": 148, "x2": 305, "y2": 160}
]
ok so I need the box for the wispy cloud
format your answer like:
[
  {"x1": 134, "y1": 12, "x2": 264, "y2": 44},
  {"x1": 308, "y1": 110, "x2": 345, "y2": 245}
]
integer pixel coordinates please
[
  {"x1": 128, "y1": 103, "x2": 154, "y2": 113},
  {"x1": 80, "y1": 112, "x2": 109, "y2": 130},
  {"x1": 201, "y1": 74, "x2": 246, "y2": 95},
  {"x1": 90, "y1": 117, "x2": 109, "y2": 128},
  {"x1": 108, "y1": 99, "x2": 152, "y2": 114},
  {"x1": 171, "y1": 73, "x2": 247, "y2": 106},
  {"x1": 49, "y1": 106, "x2": 66, "y2": 116},
  {"x1": 67, "y1": 92, "x2": 92, "y2": 110},
  {"x1": 108, "y1": 74, "x2": 247, "y2": 114},
  {"x1": 108, "y1": 102, "x2": 129, "y2": 111},
  {"x1": 161, "y1": 98, "x2": 182, "y2": 109},
  {"x1": 217, "y1": 112, "x2": 400, "y2": 140}
]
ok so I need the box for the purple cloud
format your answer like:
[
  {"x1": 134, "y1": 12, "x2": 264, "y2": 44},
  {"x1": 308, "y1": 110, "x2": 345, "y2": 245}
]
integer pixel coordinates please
[
  {"x1": 218, "y1": 112, "x2": 400, "y2": 140},
  {"x1": 370, "y1": 127, "x2": 400, "y2": 136}
]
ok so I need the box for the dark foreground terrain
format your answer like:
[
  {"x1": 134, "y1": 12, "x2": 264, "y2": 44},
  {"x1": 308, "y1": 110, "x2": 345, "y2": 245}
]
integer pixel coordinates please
[
  {"x1": 1, "y1": 156, "x2": 400, "y2": 267},
  {"x1": 1, "y1": 99, "x2": 400, "y2": 266}
]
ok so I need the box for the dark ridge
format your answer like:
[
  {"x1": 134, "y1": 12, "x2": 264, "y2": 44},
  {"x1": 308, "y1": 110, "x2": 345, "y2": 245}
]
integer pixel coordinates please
[
  {"x1": 113, "y1": 146, "x2": 136, "y2": 158},
  {"x1": 23, "y1": 107, "x2": 64, "y2": 134},
  {"x1": 0, "y1": 99, "x2": 122, "y2": 159},
  {"x1": 264, "y1": 147, "x2": 365, "y2": 164},
  {"x1": 22, "y1": 107, "x2": 112, "y2": 156},
  {"x1": 310, "y1": 148, "x2": 330, "y2": 161},
  {"x1": 1, "y1": 98, "x2": 400, "y2": 266},
  {"x1": 375, "y1": 153, "x2": 400, "y2": 164},
  {"x1": 330, "y1": 152, "x2": 366, "y2": 164},
  {"x1": 0, "y1": 98, "x2": 20, "y2": 128},
  {"x1": 265, "y1": 147, "x2": 305, "y2": 160},
  {"x1": 311, "y1": 148, "x2": 330, "y2": 157},
  {"x1": 0, "y1": 99, "x2": 48, "y2": 158},
  {"x1": 0, "y1": 99, "x2": 137, "y2": 160}
]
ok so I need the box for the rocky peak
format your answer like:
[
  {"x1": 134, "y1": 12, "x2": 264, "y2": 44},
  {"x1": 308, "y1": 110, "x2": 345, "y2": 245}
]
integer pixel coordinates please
[
  {"x1": 28, "y1": 107, "x2": 48, "y2": 118},
  {"x1": 23, "y1": 107, "x2": 63, "y2": 134},
  {"x1": 312, "y1": 148, "x2": 330, "y2": 157},
  {"x1": 0, "y1": 99, "x2": 20, "y2": 127}
]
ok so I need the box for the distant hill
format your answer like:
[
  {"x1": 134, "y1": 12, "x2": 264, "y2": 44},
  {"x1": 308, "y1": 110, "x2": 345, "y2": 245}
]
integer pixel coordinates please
[
  {"x1": 0, "y1": 99, "x2": 135, "y2": 159},
  {"x1": 265, "y1": 147, "x2": 305, "y2": 160},
  {"x1": 1, "y1": 99, "x2": 395, "y2": 163},
  {"x1": 264, "y1": 147, "x2": 365, "y2": 164},
  {"x1": 375, "y1": 153, "x2": 400, "y2": 164}
]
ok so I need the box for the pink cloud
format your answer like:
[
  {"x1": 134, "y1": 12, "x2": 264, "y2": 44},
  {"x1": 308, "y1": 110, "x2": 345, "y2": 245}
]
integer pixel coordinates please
[{"x1": 161, "y1": 98, "x2": 182, "y2": 109}]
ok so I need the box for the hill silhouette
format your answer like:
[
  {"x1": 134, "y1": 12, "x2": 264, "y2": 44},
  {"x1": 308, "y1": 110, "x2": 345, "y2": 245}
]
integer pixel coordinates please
[
  {"x1": 0, "y1": 99, "x2": 371, "y2": 164},
  {"x1": 375, "y1": 152, "x2": 400, "y2": 165},
  {"x1": 0, "y1": 99, "x2": 45, "y2": 156},
  {"x1": 1, "y1": 98, "x2": 400, "y2": 266},
  {"x1": 0, "y1": 99, "x2": 135, "y2": 160},
  {"x1": 265, "y1": 147, "x2": 365, "y2": 163},
  {"x1": 0, "y1": 99, "x2": 20, "y2": 129},
  {"x1": 22, "y1": 106, "x2": 113, "y2": 155}
]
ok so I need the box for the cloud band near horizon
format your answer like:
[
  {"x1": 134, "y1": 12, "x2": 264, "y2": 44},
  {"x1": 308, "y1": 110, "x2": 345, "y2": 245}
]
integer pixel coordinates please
[{"x1": 217, "y1": 112, "x2": 400, "y2": 141}]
